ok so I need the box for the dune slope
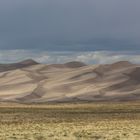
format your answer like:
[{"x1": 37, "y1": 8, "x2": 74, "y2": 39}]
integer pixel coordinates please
[{"x1": 0, "y1": 60, "x2": 140, "y2": 103}]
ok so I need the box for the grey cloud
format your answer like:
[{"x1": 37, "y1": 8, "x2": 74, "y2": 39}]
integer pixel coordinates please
[
  {"x1": 0, "y1": 0, "x2": 140, "y2": 51},
  {"x1": 0, "y1": 50, "x2": 140, "y2": 64}
]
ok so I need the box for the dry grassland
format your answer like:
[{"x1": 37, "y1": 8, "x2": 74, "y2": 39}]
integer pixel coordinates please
[{"x1": 0, "y1": 102, "x2": 140, "y2": 140}]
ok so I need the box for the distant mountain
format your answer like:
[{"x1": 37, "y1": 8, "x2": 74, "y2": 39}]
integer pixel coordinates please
[{"x1": 0, "y1": 60, "x2": 140, "y2": 103}]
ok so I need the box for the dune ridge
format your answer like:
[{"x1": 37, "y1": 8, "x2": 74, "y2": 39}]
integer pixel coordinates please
[{"x1": 0, "y1": 60, "x2": 140, "y2": 103}]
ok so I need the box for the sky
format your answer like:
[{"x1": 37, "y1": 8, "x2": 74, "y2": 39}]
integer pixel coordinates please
[{"x1": 0, "y1": 0, "x2": 140, "y2": 64}]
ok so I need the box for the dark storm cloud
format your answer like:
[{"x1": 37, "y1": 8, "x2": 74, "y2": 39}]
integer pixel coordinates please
[{"x1": 0, "y1": 0, "x2": 140, "y2": 51}]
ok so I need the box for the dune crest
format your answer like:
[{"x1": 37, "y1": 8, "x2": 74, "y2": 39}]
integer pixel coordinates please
[
  {"x1": 0, "y1": 59, "x2": 38, "y2": 72},
  {"x1": 0, "y1": 60, "x2": 140, "y2": 103}
]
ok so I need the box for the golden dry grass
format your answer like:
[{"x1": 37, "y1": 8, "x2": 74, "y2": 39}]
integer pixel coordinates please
[{"x1": 0, "y1": 102, "x2": 140, "y2": 140}]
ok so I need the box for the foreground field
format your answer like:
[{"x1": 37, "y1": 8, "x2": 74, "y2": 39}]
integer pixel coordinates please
[{"x1": 0, "y1": 102, "x2": 140, "y2": 140}]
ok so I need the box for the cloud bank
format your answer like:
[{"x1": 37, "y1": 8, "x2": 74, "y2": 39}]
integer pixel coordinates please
[
  {"x1": 0, "y1": 50, "x2": 140, "y2": 64},
  {"x1": 0, "y1": 0, "x2": 140, "y2": 51}
]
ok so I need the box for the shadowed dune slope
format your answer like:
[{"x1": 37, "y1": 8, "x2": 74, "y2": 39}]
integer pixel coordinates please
[
  {"x1": 0, "y1": 60, "x2": 140, "y2": 103},
  {"x1": 0, "y1": 59, "x2": 38, "y2": 72},
  {"x1": 64, "y1": 61, "x2": 87, "y2": 68}
]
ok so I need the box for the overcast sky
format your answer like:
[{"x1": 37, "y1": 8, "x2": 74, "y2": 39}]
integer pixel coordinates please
[{"x1": 0, "y1": 0, "x2": 140, "y2": 63}]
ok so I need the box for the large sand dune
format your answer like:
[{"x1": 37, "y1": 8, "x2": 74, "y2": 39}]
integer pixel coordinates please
[{"x1": 0, "y1": 60, "x2": 140, "y2": 103}]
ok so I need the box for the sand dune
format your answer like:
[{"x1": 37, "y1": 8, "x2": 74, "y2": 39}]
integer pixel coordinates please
[
  {"x1": 0, "y1": 59, "x2": 38, "y2": 72},
  {"x1": 0, "y1": 60, "x2": 140, "y2": 103}
]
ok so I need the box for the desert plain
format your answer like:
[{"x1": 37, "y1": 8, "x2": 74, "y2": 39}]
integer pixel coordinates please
[{"x1": 0, "y1": 102, "x2": 140, "y2": 140}]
